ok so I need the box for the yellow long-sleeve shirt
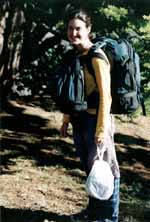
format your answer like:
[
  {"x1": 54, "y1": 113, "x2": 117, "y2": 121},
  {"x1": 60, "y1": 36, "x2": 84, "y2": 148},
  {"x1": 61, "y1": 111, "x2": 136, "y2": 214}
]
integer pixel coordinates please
[{"x1": 63, "y1": 48, "x2": 112, "y2": 140}]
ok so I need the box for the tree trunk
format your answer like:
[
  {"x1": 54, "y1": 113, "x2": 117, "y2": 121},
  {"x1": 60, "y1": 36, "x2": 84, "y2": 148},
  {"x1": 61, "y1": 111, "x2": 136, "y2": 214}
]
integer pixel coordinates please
[{"x1": 0, "y1": 1, "x2": 25, "y2": 110}]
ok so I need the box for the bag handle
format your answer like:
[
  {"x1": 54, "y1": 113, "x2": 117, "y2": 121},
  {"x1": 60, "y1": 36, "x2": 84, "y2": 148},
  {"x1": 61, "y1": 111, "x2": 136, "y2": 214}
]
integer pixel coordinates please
[{"x1": 97, "y1": 144, "x2": 106, "y2": 161}]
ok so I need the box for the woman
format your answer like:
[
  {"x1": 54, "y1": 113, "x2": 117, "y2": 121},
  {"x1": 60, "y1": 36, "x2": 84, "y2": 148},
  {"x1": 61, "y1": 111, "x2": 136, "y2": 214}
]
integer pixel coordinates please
[{"x1": 60, "y1": 8, "x2": 120, "y2": 222}]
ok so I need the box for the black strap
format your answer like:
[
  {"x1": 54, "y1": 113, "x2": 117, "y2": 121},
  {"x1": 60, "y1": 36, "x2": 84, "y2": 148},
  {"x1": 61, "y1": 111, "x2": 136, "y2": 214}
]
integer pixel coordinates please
[
  {"x1": 84, "y1": 48, "x2": 109, "y2": 82},
  {"x1": 140, "y1": 94, "x2": 146, "y2": 116}
]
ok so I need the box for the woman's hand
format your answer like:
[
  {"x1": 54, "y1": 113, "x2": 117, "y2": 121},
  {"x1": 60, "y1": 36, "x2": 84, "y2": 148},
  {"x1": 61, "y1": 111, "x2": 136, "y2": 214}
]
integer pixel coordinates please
[
  {"x1": 95, "y1": 136, "x2": 105, "y2": 147},
  {"x1": 60, "y1": 122, "x2": 69, "y2": 138}
]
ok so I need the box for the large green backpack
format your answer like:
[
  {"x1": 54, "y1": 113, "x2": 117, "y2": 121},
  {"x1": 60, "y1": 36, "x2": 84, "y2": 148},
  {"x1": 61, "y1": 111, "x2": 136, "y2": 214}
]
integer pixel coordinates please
[{"x1": 86, "y1": 37, "x2": 146, "y2": 115}]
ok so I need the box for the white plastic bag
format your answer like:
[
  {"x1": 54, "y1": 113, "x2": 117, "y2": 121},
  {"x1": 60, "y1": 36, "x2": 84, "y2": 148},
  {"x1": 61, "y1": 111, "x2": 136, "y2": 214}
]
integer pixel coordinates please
[{"x1": 85, "y1": 147, "x2": 114, "y2": 200}]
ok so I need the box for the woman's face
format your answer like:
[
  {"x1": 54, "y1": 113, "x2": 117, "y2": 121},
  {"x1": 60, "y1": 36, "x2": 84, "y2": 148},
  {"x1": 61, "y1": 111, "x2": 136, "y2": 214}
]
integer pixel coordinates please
[{"x1": 67, "y1": 18, "x2": 91, "y2": 47}]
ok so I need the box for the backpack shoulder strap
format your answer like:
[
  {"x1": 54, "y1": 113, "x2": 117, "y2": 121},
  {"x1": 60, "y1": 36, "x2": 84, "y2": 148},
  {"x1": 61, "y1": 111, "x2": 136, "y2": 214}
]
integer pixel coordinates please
[
  {"x1": 86, "y1": 43, "x2": 110, "y2": 76},
  {"x1": 89, "y1": 43, "x2": 109, "y2": 63}
]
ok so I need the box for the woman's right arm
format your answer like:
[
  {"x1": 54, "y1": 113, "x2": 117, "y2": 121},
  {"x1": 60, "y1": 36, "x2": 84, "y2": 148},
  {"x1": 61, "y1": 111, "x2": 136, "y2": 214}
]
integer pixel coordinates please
[{"x1": 60, "y1": 114, "x2": 70, "y2": 137}]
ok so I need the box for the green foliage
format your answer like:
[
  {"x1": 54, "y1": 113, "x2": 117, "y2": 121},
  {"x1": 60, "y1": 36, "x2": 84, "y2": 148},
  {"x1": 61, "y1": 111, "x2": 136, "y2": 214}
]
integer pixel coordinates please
[
  {"x1": 100, "y1": 5, "x2": 128, "y2": 22},
  {"x1": 14, "y1": 45, "x2": 63, "y2": 96},
  {"x1": 140, "y1": 15, "x2": 150, "y2": 37}
]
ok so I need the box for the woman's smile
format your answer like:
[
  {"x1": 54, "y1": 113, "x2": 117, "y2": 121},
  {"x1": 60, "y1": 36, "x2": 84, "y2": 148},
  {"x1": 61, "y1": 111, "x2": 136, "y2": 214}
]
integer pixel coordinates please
[{"x1": 67, "y1": 18, "x2": 91, "y2": 47}]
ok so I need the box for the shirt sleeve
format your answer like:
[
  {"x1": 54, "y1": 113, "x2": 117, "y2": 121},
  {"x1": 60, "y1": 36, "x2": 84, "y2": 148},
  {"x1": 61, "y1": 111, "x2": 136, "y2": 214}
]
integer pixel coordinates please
[
  {"x1": 92, "y1": 57, "x2": 112, "y2": 139},
  {"x1": 62, "y1": 114, "x2": 70, "y2": 124}
]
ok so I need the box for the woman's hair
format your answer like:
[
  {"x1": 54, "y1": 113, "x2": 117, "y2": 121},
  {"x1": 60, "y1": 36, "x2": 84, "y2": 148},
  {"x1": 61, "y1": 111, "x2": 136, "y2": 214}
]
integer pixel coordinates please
[{"x1": 65, "y1": 7, "x2": 92, "y2": 28}]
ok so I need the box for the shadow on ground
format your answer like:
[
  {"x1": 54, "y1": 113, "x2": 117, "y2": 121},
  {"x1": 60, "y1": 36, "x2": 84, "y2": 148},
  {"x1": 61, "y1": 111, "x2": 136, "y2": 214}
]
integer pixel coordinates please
[
  {"x1": 0, "y1": 206, "x2": 72, "y2": 222},
  {"x1": 0, "y1": 102, "x2": 81, "y2": 171},
  {"x1": 0, "y1": 101, "x2": 150, "y2": 208},
  {"x1": 1, "y1": 204, "x2": 150, "y2": 222}
]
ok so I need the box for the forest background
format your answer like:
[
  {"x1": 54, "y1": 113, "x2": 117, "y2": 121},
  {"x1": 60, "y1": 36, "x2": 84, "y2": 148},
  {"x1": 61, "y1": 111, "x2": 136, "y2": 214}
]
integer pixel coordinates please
[{"x1": 0, "y1": 1, "x2": 150, "y2": 222}]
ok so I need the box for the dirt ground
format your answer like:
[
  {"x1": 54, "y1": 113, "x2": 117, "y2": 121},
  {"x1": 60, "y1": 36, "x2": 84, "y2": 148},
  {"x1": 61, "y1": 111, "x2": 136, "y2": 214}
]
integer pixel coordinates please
[{"x1": 0, "y1": 99, "x2": 150, "y2": 222}]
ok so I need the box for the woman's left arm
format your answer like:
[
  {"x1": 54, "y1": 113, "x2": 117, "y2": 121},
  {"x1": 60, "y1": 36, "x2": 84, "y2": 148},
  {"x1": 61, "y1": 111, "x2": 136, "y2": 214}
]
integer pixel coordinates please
[{"x1": 92, "y1": 57, "x2": 112, "y2": 144}]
